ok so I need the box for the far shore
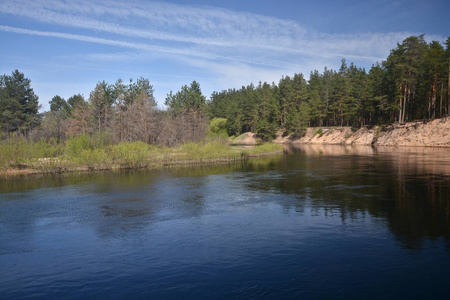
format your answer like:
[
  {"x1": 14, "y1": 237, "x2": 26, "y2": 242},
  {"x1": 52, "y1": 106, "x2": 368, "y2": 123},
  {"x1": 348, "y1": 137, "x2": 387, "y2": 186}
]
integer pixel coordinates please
[{"x1": 236, "y1": 116, "x2": 450, "y2": 148}]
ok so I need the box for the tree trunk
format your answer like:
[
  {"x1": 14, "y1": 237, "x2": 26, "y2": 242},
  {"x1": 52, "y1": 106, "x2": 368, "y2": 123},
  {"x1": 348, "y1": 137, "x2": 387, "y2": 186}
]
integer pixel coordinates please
[
  {"x1": 448, "y1": 54, "x2": 450, "y2": 115},
  {"x1": 119, "y1": 110, "x2": 122, "y2": 141},
  {"x1": 104, "y1": 105, "x2": 108, "y2": 131},
  {"x1": 428, "y1": 94, "x2": 431, "y2": 120},
  {"x1": 432, "y1": 72, "x2": 437, "y2": 119},
  {"x1": 405, "y1": 85, "x2": 410, "y2": 122},
  {"x1": 440, "y1": 81, "x2": 443, "y2": 117},
  {"x1": 399, "y1": 83, "x2": 403, "y2": 123},
  {"x1": 401, "y1": 82, "x2": 408, "y2": 123}
]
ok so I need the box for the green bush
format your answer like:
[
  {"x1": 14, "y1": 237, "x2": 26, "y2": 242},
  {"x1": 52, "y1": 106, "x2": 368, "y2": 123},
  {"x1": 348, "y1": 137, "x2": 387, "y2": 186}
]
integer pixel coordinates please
[
  {"x1": 75, "y1": 148, "x2": 110, "y2": 166},
  {"x1": 65, "y1": 134, "x2": 91, "y2": 157},
  {"x1": 208, "y1": 118, "x2": 228, "y2": 139},
  {"x1": 65, "y1": 133, "x2": 110, "y2": 157},
  {"x1": 33, "y1": 137, "x2": 64, "y2": 158},
  {"x1": 0, "y1": 135, "x2": 65, "y2": 169},
  {"x1": 110, "y1": 141, "x2": 151, "y2": 166},
  {"x1": 0, "y1": 135, "x2": 28, "y2": 168},
  {"x1": 313, "y1": 128, "x2": 324, "y2": 137}
]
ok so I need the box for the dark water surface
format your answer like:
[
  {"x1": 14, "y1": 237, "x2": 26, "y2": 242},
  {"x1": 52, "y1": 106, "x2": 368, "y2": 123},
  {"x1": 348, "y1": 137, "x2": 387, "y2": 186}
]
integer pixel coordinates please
[{"x1": 1, "y1": 145, "x2": 450, "y2": 299}]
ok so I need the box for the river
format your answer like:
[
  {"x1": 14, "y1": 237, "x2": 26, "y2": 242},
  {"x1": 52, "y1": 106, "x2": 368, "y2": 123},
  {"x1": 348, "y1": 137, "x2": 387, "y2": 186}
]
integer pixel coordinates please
[{"x1": 1, "y1": 145, "x2": 449, "y2": 299}]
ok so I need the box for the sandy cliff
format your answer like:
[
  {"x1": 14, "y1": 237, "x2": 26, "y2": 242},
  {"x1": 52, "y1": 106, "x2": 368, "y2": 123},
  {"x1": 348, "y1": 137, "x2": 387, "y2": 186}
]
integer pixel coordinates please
[
  {"x1": 270, "y1": 116, "x2": 450, "y2": 147},
  {"x1": 372, "y1": 117, "x2": 450, "y2": 147}
]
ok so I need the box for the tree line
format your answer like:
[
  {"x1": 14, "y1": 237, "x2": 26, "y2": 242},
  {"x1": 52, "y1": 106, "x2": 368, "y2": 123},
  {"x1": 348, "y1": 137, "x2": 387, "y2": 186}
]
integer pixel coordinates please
[
  {"x1": 208, "y1": 35, "x2": 450, "y2": 140},
  {"x1": 1, "y1": 35, "x2": 449, "y2": 144},
  {"x1": 1, "y1": 74, "x2": 209, "y2": 146}
]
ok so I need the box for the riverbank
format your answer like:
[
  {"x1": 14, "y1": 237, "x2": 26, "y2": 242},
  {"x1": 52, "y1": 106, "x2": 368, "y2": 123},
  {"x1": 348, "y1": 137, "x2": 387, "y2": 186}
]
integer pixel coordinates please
[
  {"x1": 269, "y1": 116, "x2": 450, "y2": 147},
  {"x1": 0, "y1": 139, "x2": 283, "y2": 178}
]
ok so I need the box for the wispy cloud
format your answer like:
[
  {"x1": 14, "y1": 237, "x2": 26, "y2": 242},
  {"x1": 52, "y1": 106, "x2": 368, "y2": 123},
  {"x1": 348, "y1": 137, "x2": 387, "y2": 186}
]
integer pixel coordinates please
[
  {"x1": 1, "y1": 0, "x2": 428, "y2": 64},
  {"x1": 0, "y1": 25, "x2": 212, "y2": 58}
]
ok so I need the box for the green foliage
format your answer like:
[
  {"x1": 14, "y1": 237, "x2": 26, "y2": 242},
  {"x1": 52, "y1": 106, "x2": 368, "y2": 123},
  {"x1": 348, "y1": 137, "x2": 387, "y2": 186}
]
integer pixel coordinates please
[
  {"x1": 110, "y1": 141, "x2": 153, "y2": 166},
  {"x1": 74, "y1": 148, "x2": 109, "y2": 166},
  {"x1": 67, "y1": 94, "x2": 85, "y2": 109},
  {"x1": 313, "y1": 128, "x2": 324, "y2": 137},
  {"x1": 165, "y1": 80, "x2": 206, "y2": 113},
  {"x1": 0, "y1": 135, "x2": 28, "y2": 168},
  {"x1": 50, "y1": 95, "x2": 70, "y2": 114},
  {"x1": 206, "y1": 34, "x2": 449, "y2": 134},
  {"x1": 255, "y1": 118, "x2": 277, "y2": 141},
  {"x1": 89, "y1": 81, "x2": 115, "y2": 133},
  {"x1": 0, "y1": 135, "x2": 64, "y2": 169},
  {"x1": 65, "y1": 134, "x2": 109, "y2": 157},
  {"x1": 177, "y1": 141, "x2": 265, "y2": 161},
  {"x1": 208, "y1": 117, "x2": 228, "y2": 139},
  {"x1": 0, "y1": 70, "x2": 41, "y2": 134},
  {"x1": 0, "y1": 132, "x2": 286, "y2": 175},
  {"x1": 114, "y1": 77, "x2": 156, "y2": 108},
  {"x1": 375, "y1": 125, "x2": 384, "y2": 138},
  {"x1": 65, "y1": 134, "x2": 92, "y2": 157},
  {"x1": 248, "y1": 143, "x2": 282, "y2": 154},
  {"x1": 34, "y1": 137, "x2": 64, "y2": 158}
]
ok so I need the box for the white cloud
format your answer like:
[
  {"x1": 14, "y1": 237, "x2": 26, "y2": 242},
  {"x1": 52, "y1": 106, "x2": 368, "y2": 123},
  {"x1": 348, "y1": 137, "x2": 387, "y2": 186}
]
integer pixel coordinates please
[{"x1": 1, "y1": 0, "x2": 435, "y2": 64}]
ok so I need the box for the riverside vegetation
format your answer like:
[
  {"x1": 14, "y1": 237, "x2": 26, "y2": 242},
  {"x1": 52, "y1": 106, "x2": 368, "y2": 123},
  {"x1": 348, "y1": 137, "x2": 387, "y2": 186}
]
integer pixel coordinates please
[{"x1": 0, "y1": 134, "x2": 282, "y2": 176}]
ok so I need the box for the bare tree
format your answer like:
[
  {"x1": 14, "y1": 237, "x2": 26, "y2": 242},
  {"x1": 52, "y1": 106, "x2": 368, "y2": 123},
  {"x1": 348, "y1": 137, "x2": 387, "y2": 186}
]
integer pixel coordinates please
[
  {"x1": 122, "y1": 91, "x2": 155, "y2": 143},
  {"x1": 155, "y1": 110, "x2": 208, "y2": 146}
]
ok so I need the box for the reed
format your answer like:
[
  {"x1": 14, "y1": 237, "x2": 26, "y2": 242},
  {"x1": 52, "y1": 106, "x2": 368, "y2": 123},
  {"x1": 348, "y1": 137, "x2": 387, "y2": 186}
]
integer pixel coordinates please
[{"x1": 0, "y1": 134, "x2": 283, "y2": 176}]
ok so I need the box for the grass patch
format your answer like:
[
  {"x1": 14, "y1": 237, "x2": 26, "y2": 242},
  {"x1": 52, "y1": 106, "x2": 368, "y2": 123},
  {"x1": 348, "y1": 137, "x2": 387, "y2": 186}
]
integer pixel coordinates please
[
  {"x1": 0, "y1": 135, "x2": 283, "y2": 177},
  {"x1": 248, "y1": 143, "x2": 283, "y2": 155}
]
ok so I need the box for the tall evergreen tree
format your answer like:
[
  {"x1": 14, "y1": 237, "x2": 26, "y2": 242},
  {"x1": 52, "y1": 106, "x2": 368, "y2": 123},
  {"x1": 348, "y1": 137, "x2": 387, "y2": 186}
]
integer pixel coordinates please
[
  {"x1": 89, "y1": 81, "x2": 114, "y2": 133},
  {"x1": 254, "y1": 82, "x2": 278, "y2": 140},
  {"x1": 367, "y1": 63, "x2": 390, "y2": 123},
  {"x1": 49, "y1": 95, "x2": 70, "y2": 115},
  {"x1": 165, "y1": 80, "x2": 206, "y2": 113},
  {"x1": 424, "y1": 41, "x2": 446, "y2": 118},
  {"x1": 67, "y1": 94, "x2": 85, "y2": 110},
  {"x1": 285, "y1": 73, "x2": 308, "y2": 130},
  {"x1": 0, "y1": 70, "x2": 41, "y2": 134},
  {"x1": 444, "y1": 37, "x2": 450, "y2": 115},
  {"x1": 387, "y1": 35, "x2": 427, "y2": 122}
]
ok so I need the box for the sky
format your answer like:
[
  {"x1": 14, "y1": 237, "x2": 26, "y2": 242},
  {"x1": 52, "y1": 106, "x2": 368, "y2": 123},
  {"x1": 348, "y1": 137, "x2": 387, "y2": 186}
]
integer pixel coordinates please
[{"x1": 0, "y1": 0, "x2": 448, "y2": 111}]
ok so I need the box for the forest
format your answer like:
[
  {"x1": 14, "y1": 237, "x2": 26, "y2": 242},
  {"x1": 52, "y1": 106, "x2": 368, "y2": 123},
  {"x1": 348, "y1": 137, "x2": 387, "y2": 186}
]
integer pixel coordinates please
[
  {"x1": 1, "y1": 35, "x2": 449, "y2": 144},
  {"x1": 209, "y1": 35, "x2": 450, "y2": 140}
]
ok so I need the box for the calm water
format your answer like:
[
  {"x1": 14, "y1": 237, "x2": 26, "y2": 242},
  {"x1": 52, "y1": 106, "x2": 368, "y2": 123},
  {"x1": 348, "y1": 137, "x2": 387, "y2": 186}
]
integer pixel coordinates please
[{"x1": 1, "y1": 145, "x2": 450, "y2": 299}]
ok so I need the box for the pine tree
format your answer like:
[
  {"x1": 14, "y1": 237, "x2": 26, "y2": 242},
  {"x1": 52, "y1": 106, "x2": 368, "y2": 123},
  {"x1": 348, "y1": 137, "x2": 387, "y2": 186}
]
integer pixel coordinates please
[
  {"x1": 165, "y1": 81, "x2": 206, "y2": 113},
  {"x1": 0, "y1": 70, "x2": 41, "y2": 134}
]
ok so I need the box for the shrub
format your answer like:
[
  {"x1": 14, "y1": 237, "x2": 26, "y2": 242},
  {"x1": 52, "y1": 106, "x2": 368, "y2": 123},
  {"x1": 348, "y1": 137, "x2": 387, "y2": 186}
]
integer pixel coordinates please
[
  {"x1": 110, "y1": 141, "x2": 151, "y2": 166},
  {"x1": 0, "y1": 135, "x2": 29, "y2": 168},
  {"x1": 314, "y1": 128, "x2": 324, "y2": 137},
  {"x1": 65, "y1": 133, "x2": 110, "y2": 157},
  {"x1": 75, "y1": 148, "x2": 110, "y2": 166},
  {"x1": 208, "y1": 118, "x2": 228, "y2": 139}
]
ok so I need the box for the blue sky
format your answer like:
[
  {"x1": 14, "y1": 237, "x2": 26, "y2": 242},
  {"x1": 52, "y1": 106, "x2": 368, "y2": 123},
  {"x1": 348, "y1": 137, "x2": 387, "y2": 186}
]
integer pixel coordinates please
[{"x1": 0, "y1": 0, "x2": 448, "y2": 111}]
